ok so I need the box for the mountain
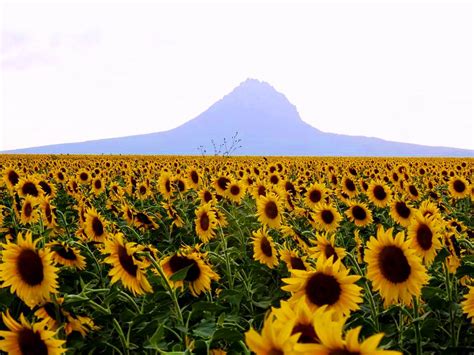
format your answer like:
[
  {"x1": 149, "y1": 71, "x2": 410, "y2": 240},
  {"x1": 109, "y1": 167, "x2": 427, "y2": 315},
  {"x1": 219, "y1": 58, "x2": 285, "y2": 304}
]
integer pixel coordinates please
[{"x1": 4, "y1": 79, "x2": 473, "y2": 156}]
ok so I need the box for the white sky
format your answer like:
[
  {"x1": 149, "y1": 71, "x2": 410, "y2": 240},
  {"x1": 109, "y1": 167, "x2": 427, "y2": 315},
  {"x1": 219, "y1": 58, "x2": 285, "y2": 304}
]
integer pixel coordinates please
[{"x1": 1, "y1": 0, "x2": 473, "y2": 151}]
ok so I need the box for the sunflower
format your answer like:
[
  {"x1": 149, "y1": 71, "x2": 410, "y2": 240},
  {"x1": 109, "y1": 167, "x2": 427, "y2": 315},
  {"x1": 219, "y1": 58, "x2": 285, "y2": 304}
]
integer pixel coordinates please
[
  {"x1": 245, "y1": 312, "x2": 301, "y2": 355},
  {"x1": 0, "y1": 231, "x2": 59, "y2": 308},
  {"x1": 158, "y1": 172, "x2": 173, "y2": 200},
  {"x1": 407, "y1": 212, "x2": 442, "y2": 265},
  {"x1": 251, "y1": 180, "x2": 268, "y2": 199},
  {"x1": 40, "y1": 198, "x2": 57, "y2": 229},
  {"x1": 195, "y1": 203, "x2": 218, "y2": 243},
  {"x1": 367, "y1": 181, "x2": 392, "y2": 208},
  {"x1": 311, "y1": 203, "x2": 342, "y2": 233},
  {"x1": 102, "y1": 233, "x2": 152, "y2": 295},
  {"x1": 136, "y1": 181, "x2": 151, "y2": 200},
  {"x1": 364, "y1": 226, "x2": 428, "y2": 307},
  {"x1": 345, "y1": 201, "x2": 373, "y2": 227},
  {"x1": 162, "y1": 201, "x2": 184, "y2": 228},
  {"x1": 77, "y1": 169, "x2": 91, "y2": 184},
  {"x1": 280, "y1": 246, "x2": 310, "y2": 271},
  {"x1": 186, "y1": 167, "x2": 201, "y2": 189},
  {"x1": 91, "y1": 176, "x2": 105, "y2": 196},
  {"x1": 418, "y1": 200, "x2": 442, "y2": 223},
  {"x1": 282, "y1": 257, "x2": 362, "y2": 317},
  {"x1": 304, "y1": 182, "x2": 328, "y2": 210},
  {"x1": 84, "y1": 207, "x2": 108, "y2": 242},
  {"x1": 354, "y1": 230, "x2": 365, "y2": 264},
  {"x1": 20, "y1": 196, "x2": 40, "y2": 225},
  {"x1": 299, "y1": 306, "x2": 401, "y2": 355},
  {"x1": 389, "y1": 199, "x2": 414, "y2": 227},
  {"x1": 461, "y1": 286, "x2": 474, "y2": 324},
  {"x1": 0, "y1": 311, "x2": 66, "y2": 354},
  {"x1": 161, "y1": 248, "x2": 219, "y2": 296},
  {"x1": 121, "y1": 203, "x2": 135, "y2": 226},
  {"x1": 341, "y1": 176, "x2": 358, "y2": 198},
  {"x1": 256, "y1": 192, "x2": 283, "y2": 229},
  {"x1": 16, "y1": 177, "x2": 42, "y2": 199},
  {"x1": 309, "y1": 233, "x2": 346, "y2": 262},
  {"x1": 252, "y1": 226, "x2": 279, "y2": 268},
  {"x1": 47, "y1": 242, "x2": 86, "y2": 270},
  {"x1": 198, "y1": 188, "x2": 217, "y2": 205},
  {"x1": 226, "y1": 180, "x2": 246, "y2": 204},
  {"x1": 214, "y1": 174, "x2": 231, "y2": 196},
  {"x1": 3, "y1": 167, "x2": 21, "y2": 190},
  {"x1": 448, "y1": 175, "x2": 469, "y2": 199}
]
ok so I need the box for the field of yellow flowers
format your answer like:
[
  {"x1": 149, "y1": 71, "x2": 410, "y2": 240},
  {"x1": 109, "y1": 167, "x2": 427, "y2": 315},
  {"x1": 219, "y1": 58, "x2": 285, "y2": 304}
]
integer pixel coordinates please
[{"x1": 0, "y1": 155, "x2": 472, "y2": 354}]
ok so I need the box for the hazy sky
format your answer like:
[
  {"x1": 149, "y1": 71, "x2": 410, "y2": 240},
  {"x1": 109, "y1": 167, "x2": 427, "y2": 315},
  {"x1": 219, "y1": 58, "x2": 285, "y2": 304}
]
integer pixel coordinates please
[{"x1": 1, "y1": 0, "x2": 473, "y2": 151}]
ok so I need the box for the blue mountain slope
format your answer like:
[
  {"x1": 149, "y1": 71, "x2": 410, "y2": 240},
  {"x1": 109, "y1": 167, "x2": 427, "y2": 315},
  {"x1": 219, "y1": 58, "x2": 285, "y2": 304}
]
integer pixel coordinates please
[{"x1": 5, "y1": 79, "x2": 473, "y2": 156}]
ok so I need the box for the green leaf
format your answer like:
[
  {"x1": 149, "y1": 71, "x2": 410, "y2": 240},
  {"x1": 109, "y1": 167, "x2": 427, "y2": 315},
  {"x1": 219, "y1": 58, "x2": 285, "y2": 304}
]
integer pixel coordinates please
[
  {"x1": 169, "y1": 264, "x2": 194, "y2": 282},
  {"x1": 192, "y1": 301, "x2": 226, "y2": 313},
  {"x1": 213, "y1": 327, "x2": 243, "y2": 342},
  {"x1": 193, "y1": 321, "x2": 216, "y2": 338}
]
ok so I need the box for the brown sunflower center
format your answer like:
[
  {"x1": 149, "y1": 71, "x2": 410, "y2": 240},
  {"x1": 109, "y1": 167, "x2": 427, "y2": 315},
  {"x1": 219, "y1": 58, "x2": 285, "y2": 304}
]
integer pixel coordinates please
[
  {"x1": 324, "y1": 244, "x2": 338, "y2": 261},
  {"x1": 270, "y1": 175, "x2": 279, "y2": 184},
  {"x1": 117, "y1": 245, "x2": 138, "y2": 277},
  {"x1": 230, "y1": 185, "x2": 240, "y2": 196},
  {"x1": 22, "y1": 182, "x2": 39, "y2": 197},
  {"x1": 395, "y1": 202, "x2": 410, "y2": 219},
  {"x1": 8, "y1": 170, "x2": 20, "y2": 186},
  {"x1": 92, "y1": 217, "x2": 104, "y2": 236},
  {"x1": 292, "y1": 322, "x2": 319, "y2": 343},
  {"x1": 139, "y1": 186, "x2": 147, "y2": 195},
  {"x1": 260, "y1": 237, "x2": 273, "y2": 257},
  {"x1": 203, "y1": 191, "x2": 213, "y2": 203},
  {"x1": 24, "y1": 202, "x2": 33, "y2": 218},
  {"x1": 176, "y1": 179, "x2": 185, "y2": 192},
  {"x1": 453, "y1": 179, "x2": 466, "y2": 193},
  {"x1": 18, "y1": 328, "x2": 48, "y2": 355},
  {"x1": 373, "y1": 185, "x2": 387, "y2": 200},
  {"x1": 409, "y1": 185, "x2": 418, "y2": 197},
  {"x1": 200, "y1": 212, "x2": 210, "y2": 231},
  {"x1": 352, "y1": 206, "x2": 366, "y2": 220},
  {"x1": 94, "y1": 180, "x2": 102, "y2": 189},
  {"x1": 217, "y1": 177, "x2": 230, "y2": 191},
  {"x1": 268, "y1": 349, "x2": 284, "y2": 355},
  {"x1": 39, "y1": 181, "x2": 52, "y2": 195},
  {"x1": 345, "y1": 179, "x2": 356, "y2": 192},
  {"x1": 321, "y1": 210, "x2": 334, "y2": 224},
  {"x1": 165, "y1": 179, "x2": 171, "y2": 193},
  {"x1": 191, "y1": 171, "x2": 199, "y2": 184},
  {"x1": 136, "y1": 212, "x2": 152, "y2": 225},
  {"x1": 168, "y1": 255, "x2": 201, "y2": 282},
  {"x1": 309, "y1": 190, "x2": 321, "y2": 203},
  {"x1": 80, "y1": 172, "x2": 88, "y2": 181},
  {"x1": 305, "y1": 272, "x2": 341, "y2": 306},
  {"x1": 264, "y1": 201, "x2": 279, "y2": 219},
  {"x1": 56, "y1": 246, "x2": 77, "y2": 260},
  {"x1": 416, "y1": 224, "x2": 433, "y2": 250},
  {"x1": 257, "y1": 185, "x2": 266, "y2": 197},
  {"x1": 378, "y1": 246, "x2": 411, "y2": 283},
  {"x1": 290, "y1": 257, "x2": 306, "y2": 270},
  {"x1": 17, "y1": 249, "x2": 44, "y2": 286}
]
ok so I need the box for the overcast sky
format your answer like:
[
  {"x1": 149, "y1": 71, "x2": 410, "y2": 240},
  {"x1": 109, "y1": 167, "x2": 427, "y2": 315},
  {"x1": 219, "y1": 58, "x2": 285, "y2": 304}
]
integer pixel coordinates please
[{"x1": 1, "y1": 0, "x2": 472, "y2": 151}]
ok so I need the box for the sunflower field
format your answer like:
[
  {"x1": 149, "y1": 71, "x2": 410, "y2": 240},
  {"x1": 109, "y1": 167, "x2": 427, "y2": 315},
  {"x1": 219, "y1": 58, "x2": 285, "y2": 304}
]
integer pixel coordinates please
[{"x1": 0, "y1": 155, "x2": 472, "y2": 354}]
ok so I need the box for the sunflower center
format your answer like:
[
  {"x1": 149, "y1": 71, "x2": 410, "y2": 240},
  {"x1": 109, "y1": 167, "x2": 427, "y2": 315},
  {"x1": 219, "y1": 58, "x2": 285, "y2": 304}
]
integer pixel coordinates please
[
  {"x1": 200, "y1": 213, "x2": 210, "y2": 231},
  {"x1": 92, "y1": 217, "x2": 104, "y2": 236},
  {"x1": 165, "y1": 179, "x2": 171, "y2": 193},
  {"x1": 352, "y1": 206, "x2": 366, "y2": 220},
  {"x1": 217, "y1": 177, "x2": 230, "y2": 191},
  {"x1": 80, "y1": 172, "x2": 88, "y2": 181},
  {"x1": 416, "y1": 224, "x2": 433, "y2": 250},
  {"x1": 203, "y1": 191, "x2": 213, "y2": 203},
  {"x1": 264, "y1": 201, "x2": 279, "y2": 219},
  {"x1": 22, "y1": 182, "x2": 39, "y2": 197},
  {"x1": 324, "y1": 244, "x2": 338, "y2": 261},
  {"x1": 453, "y1": 180, "x2": 466, "y2": 193},
  {"x1": 24, "y1": 202, "x2": 33, "y2": 218},
  {"x1": 176, "y1": 180, "x2": 185, "y2": 192},
  {"x1": 345, "y1": 179, "x2": 356, "y2": 192},
  {"x1": 305, "y1": 272, "x2": 341, "y2": 306},
  {"x1": 18, "y1": 328, "x2": 48, "y2": 355},
  {"x1": 373, "y1": 185, "x2": 387, "y2": 200},
  {"x1": 378, "y1": 246, "x2": 411, "y2": 283},
  {"x1": 139, "y1": 186, "x2": 147, "y2": 195},
  {"x1": 8, "y1": 170, "x2": 20, "y2": 186},
  {"x1": 292, "y1": 323, "x2": 319, "y2": 343},
  {"x1": 309, "y1": 190, "x2": 321, "y2": 203},
  {"x1": 267, "y1": 349, "x2": 284, "y2": 355},
  {"x1": 395, "y1": 202, "x2": 410, "y2": 218},
  {"x1": 136, "y1": 212, "x2": 152, "y2": 225},
  {"x1": 56, "y1": 246, "x2": 77, "y2": 260},
  {"x1": 168, "y1": 255, "x2": 201, "y2": 282},
  {"x1": 94, "y1": 180, "x2": 102, "y2": 189},
  {"x1": 260, "y1": 237, "x2": 273, "y2": 257},
  {"x1": 409, "y1": 185, "x2": 418, "y2": 197},
  {"x1": 230, "y1": 185, "x2": 240, "y2": 196},
  {"x1": 257, "y1": 185, "x2": 266, "y2": 196},
  {"x1": 17, "y1": 249, "x2": 44, "y2": 286},
  {"x1": 191, "y1": 171, "x2": 199, "y2": 184},
  {"x1": 39, "y1": 181, "x2": 52, "y2": 195},
  {"x1": 118, "y1": 245, "x2": 138, "y2": 277},
  {"x1": 321, "y1": 210, "x2": 334, "y2": 224},
  {"x1": 290, "y1": 257, "x2": 306, "y2": 270}
]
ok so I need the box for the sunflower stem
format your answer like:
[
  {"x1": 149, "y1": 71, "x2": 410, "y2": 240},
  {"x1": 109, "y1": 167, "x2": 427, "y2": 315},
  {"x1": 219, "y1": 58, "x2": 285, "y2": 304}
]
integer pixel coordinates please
[
  {"x1": 443, "y1": 262, "x2": 455, "y2": 347},
  {"x1": 412, "y1": 296, "x2": 422, "y2": 355},
  {"x1": 218, "y1": 226, "x2": 234, "y2": 289}
]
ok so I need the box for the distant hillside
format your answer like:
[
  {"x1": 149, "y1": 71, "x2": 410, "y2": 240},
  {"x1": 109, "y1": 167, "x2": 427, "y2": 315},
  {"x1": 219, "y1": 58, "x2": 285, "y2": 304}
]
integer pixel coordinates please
[{"x1": 5, "y1": 78, "x2": 473, "y2": 156}]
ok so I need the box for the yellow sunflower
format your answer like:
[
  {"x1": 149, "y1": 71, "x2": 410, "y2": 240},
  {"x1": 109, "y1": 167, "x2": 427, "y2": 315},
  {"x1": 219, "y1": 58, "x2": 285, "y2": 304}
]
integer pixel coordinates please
[
  {"x1": 16, "y1": 177, "x2": 43, "y2": 199},
  {"x1": 256, "y1": 192, "x2": 283, "y2": 229},
  {"x1": 390, "y1": 199, "x2": 414, "y2": 227},
  {"x1": 0, "y1": 231, "x2": 59, "y2": 308},
  {"x1": 161, "y1": 248, "x2": 219, "y2": 296},
  {"x1": 3, "y1": 167, "x2": 21, "y2": 190},
  {"x1": 102, "y1": 233, "x2": 152, "y2": 295},
  {"x1": 448, "y1": 175, "x2": 469, "y2": 199},
  {"x1": 198, "y1": 188, "x2": 217, "y2": 205},
  {"x1": 304, "y1": 182, "x2": 328, "y2": 210},
  {"x1": 225, "y1": 180, "x2": 246, "y2": 204},
  {"x1": 84, "y1": 207, "x2": 108, "y2": 242},
  {"x1": 252, "y1": 226, "x2": 279, "y2": 268},
  {"x1": 311, "y1": 203, "x2": 342, "y2": 233},
  {"x1": 0, "y1": 311, "x2": 66, "y2": 354},
  {"x1": 461, "y1": 286, "x2": 474, "y2": 324},
  {"x1": 367, "y1": 181, "x2": 392, "y2": 208},
  {"x1": 19, "y1": 196, "x2": 40, "y2": 225},
  {"x1": 195, "y1": 203, "x2": 218, "y2": 243},
  {"x1": 282, "y1": 257, "x2": 362, "y2": 317},
  {"x1": 47, "y1": 242, "x2": 87, "y2": 270},
  {"x1": 364, "y1": 226, "x2": 428, "y2": 307},
  {"x1": 345, "y1": 201, "x2": 373, "y2": 227},
  {"x1": 280, "y1": 246, "x2": 310, "y2": 271},
  {"x1": 309, "y1": 233, "x2": 346, "y2": 262},
  {"x1": 407, "y1": 212, "x2": 442, "y2": 265}
]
